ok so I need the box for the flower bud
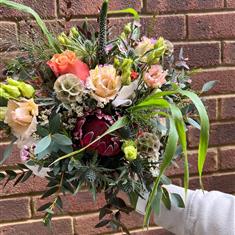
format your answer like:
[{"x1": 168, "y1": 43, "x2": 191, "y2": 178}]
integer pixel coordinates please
[
  {"x1": 153, "y1": 37, "x2": 166, "y2": 57},
  {"x1": 7, "y1": 78, "x2": 35, "y2": 98},
  {"x1": 114, "y1": 58, "x2": 120, "y2": 68},
  {"x1": 0, "y1": 87, "x2": 11, "y2": 100},
  {"x1": 124, "y1": 23, "x2": 132, "y2": 35},
  {"x1": 57, "y1": 35, "x2": 66, "y2": 44},
  {"x1": 18, "y1": 83, "x2": 35, "y2": 98},
  {"x1": 121, "y1": 58, "x2": 133, "y2": 85},
  {"x1": 0, "y1": 106, "x2": 7, "y2": 121},
  {"x1": 122, "y1": 140, "x2": 137, "y2": 161},
  {"x1": 1, "y1": 84, "x2": 21, "y2": 98},
  {"x1": 70, "y1": 27, "x2": 79, "y2": 38}
]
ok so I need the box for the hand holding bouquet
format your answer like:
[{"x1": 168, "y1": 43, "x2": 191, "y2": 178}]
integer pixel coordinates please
[{"x1": 0, "y1": 0, "x2": 212, "y2": 232}]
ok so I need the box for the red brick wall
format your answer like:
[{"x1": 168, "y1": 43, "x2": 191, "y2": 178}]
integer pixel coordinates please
[{"x1": 0, "y1": 1, "x2": 235, "y2": 234}]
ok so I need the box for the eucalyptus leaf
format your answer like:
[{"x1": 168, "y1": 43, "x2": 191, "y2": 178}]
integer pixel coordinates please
[
  {"x1": 35, "y1": 135, "x2": 52, "y2": 155},
  {"x1": 201, "y1": 80, "x2": 217, "y2": 93},
  {"x1": 49, "y1": 114, "x2": 61, "y2": 134},
  {"x1": 52, "y1": 134, "x2": 72, "y2": 146},
  {"x1": 171, "y1": 193, "x2": 185, "y2": 208}
]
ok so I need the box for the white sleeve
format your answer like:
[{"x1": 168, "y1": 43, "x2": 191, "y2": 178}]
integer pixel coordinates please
[{"x1": 153, "y1": 185, "x2": 235, "y2": 235}]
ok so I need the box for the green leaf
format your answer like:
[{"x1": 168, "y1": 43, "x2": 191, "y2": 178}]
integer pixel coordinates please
[
  {"x1": 170, "y1": 104, "x2": 189, "y2": 194},
  {"x1": 131, "y1": 98, "x2": 170, "y2": 112},
  {"x1": 0, "y1": 173, "x2": 5, "y2": 181},
  {"x1": 35, "y1": 135, "x2": 52, "y2": 155},
  {"x1": 108, "y1": 8, "x2": 140, "y2": 20},
  {"x1": 144, "y1": 118, "x2": 178, "y2": 226},
  {"x1": 52, "y1": 134, "x2": 72, "y2": 146},
  {"x1": 5, "y1": 170, "x2": 17, "y2": 180},
  {"x1": 95, "y1": 220, "x2": 110, "y2": 228},
  {"x1": 37, "y1": 202, "x2": 53, "y2": 211},
  {"x1": 152, "y1": 187, "x2": 162, "y2": 216},
  {"x1": 0, "y1": 137, "x2": 17, "y2": 164},
  {"x1": 179, "y1": 90, "x2": 209, "y2": 187},
  {"x1": 50, "y1": 116, "x2": 129, "y2": 165},
  {"x1": 201, "y1": 80, "x2": 217, "y2": 93},
  {"x1": 49, "y1": 114, "x2": 61, "y2": 134},
  {"x1": 37, "y1": 126, "x2": 49, "y2": 137},
  {"x1": 187, "y1": 117, "x2": 201, "y2": 130},
  {"x1": 162, "y1": 187, "x2": 171, "y2": 210},
  {"x1": 0, "y1": 0, "x2": 59, "y2": 52},
  {"x1": 41, "y1": 186, "x2": 58, "y2": 199},
  {"x1": 171, "y1": 193, "x2": 185, "y2": 208}
]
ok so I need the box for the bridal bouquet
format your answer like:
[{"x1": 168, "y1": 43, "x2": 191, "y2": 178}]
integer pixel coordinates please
[{"x1": 0, "y1": 0, "x2": 211, "y2": 233}]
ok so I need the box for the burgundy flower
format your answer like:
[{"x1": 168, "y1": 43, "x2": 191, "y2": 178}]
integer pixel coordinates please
[{"x1": 73, "y1": 110, "x2": 121, "y2": 157}]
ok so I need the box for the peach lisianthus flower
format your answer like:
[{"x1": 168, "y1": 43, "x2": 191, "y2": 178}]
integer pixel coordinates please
[
  {"x1": 4, "y1": 99, "x2": 38, "y2": 141},
  {"x1": 135, "y1": 36, "x2": 156, "y2": 62},
  {"x1": 143, "y1": 65, "x2": 167, "y2": 88},
  {"x1": 87, "y1": 65, "x2": 121, "y2": 104},
  {"x1": 47, "y1": 50, "x2": 90, "y2": 82}
]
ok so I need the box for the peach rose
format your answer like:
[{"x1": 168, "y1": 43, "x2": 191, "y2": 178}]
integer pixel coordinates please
[
  {"x1": 144, "y1": 65, "x2": 167, "y2": 88},
  {"x1": 47, "y1": 50, "x2": 90, "y2": 82},
  {"x1": 88, "y1": 65, "x2": 121, "y2": 104},
  {"x1": 4, "y1": 99, "x2": 38, "y2": 141}
]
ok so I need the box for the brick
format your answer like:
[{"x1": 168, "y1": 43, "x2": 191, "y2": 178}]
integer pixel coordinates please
[
  {"x1": 219, "y1": 147, "x2": 235, "y2": 170},
  {"x1": 0, "y1": 0, "x2": 56, "y2": 19},
  {"x1": 74, "y1": 212, "x2": 146, "y2": 235},
  {"x1": 226, "y1": 0, "x2": 235, "y2": 8},
  {"x1": 191, "y1": 69, "x2": 235, "y2": 95},
  {"x1": 188, "y1": 13, "x2": 235, "y2": 40},
  {"x1": 189, "y1": 173, "x2": 235, "y2": 193},
  {"x1": 33, "y1": 192, "x2": 106, "y2": 217},
  {"x1": 0, "y1": 217, "x2": 73, "y2": 235},
  {"x1": 141, "y1": 16, "x2": 186, "y2": 41},
  {"x1": 59, "y1": 0, "x2": 142, "y2": 16},
  {"x1": 146, "y1": 0, "x2": 223, "y2": 13},
  {"x1": 203, "y1": 98, "x2": 217, "y2": 121},
  {"x1": 0, "y1": 197, "x2": 31, "y2": 222},
  {"x1": 174, "y1": 42, "x2": 220, "y2": 68},
  {"x1": 0, "y1": 22, "x2": 17, "y2": 52},
  {"x1": 223, "y1": 41, "x2": 235, "y2": 65},
  {"x1": 220, "y1": 97, "x2": 235, "y2": 120},
  {"x1": 188, "y1": 122, "x2": 235, "y2": 148},
  {"x1": 131, "y1": 228, "x2": 174, "y2": 235},
  {"x1": 166, "y1": 150, "x2": 218, "y2": 176},
  {"x1": 0, "y1": 176, "x2": 47, "y2": 196},
  {"x1": 0, "y1": 143, "x2": 21, "y2": 167}
]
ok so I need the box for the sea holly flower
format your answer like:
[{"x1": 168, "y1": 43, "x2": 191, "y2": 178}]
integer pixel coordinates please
[
  {"x1": 47, "y1": 50, "x2": 90, "y2": 82},
  {"x1": 73, "y1": 110, "x2": 121, "y2": 157},
  {"x1": 4, "y1": 99, "x2": 38, "y2": 141},
  {"x1": 87, "y1": 65, "x2": 121, "y2": 104},
  {"x1": 143, "y1": 65, "x2": 167, "y2": 88}
]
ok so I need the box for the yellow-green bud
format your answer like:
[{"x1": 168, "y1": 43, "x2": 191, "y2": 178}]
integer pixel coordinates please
[
  {"x1": 70, "y1": 27, "x2": 79, "y2": 37},
  {"x1": 6, "y1": 77, "x2": 21, "y2": 86},
  {"x1": 0, "y1": 87, "x2": 11, "y2": 100},
  {"x1": 123, "y1": 145, "x2": 137, "y2": 161},
  {"x1": 122, "y1": 140, "x2": 137, "y2": 161},
  {"x1": 18, "y1": 83, "x2": 35, "y2": 98},
  {"x1": 0, "y1": 107, "x2": 7, "y2": 121},
  {"x1": 57, "y1": 35, "x2": 66, "y2": 44},
  {"x1": 124, "y1": 23, "x2": 132, "y2": 35},
  {"x1": 1, "y1": 84, "x2": 21, "y2": 98},
  {"x1": 153, "y1": 37, "x2": 166, "y2": 58},
  {"x1": 121, "y1": 58, "x2": 133, "y2": 85},
  {"x1": 114, "y1": 58, "x2": 120, "y2": 69}
]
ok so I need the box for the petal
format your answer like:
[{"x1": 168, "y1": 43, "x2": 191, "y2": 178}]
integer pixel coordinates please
[
  {"x1": 83, "y1": 131, "x2": 94, "y2": 145},
  {"x1": 103, "y1": 145, "x2": 114, "y2": 156}
]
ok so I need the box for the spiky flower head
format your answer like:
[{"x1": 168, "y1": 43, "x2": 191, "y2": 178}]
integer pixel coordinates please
[{"x1": 54, "y1": 73, "x2": 85, "y2": 104}]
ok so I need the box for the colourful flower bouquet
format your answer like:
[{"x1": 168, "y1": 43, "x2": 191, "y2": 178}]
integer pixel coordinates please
[{"x1": 0, "y1": 0, "x2": 212, "y2": 232}]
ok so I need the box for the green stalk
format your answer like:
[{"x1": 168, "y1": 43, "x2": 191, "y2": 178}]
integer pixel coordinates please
[
  {"x1": 0, "y1": 0, "x2": 59, "y2": 52},
  {"x1": 97, "y1": 0, "x2": 109, "y2": 64}
]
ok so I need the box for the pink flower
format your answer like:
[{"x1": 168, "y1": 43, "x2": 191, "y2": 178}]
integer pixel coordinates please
[
  {"x1": 143, "y1": 65, "x2": 167, "y2": 88},
  {"x1": 47, "y1": 50, "x2": 90, "y2": 82},
  {"x1": 73, "y1": 110, "x2": 121, "y2": 157}
]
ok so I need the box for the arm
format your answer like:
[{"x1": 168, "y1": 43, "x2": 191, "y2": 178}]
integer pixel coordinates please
[{"x1": 136, "y1": 185, "x2": 235, "y2": 235}]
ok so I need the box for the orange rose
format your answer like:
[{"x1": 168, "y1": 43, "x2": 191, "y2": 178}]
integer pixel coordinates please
[{"x1": 47, "y1": 50, "x2": 89, "y2": 82}]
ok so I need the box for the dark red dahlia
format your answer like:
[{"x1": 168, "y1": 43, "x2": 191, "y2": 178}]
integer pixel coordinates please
[{"x1": 73, "y1": 110, "x2": 121, "y2": 157}]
